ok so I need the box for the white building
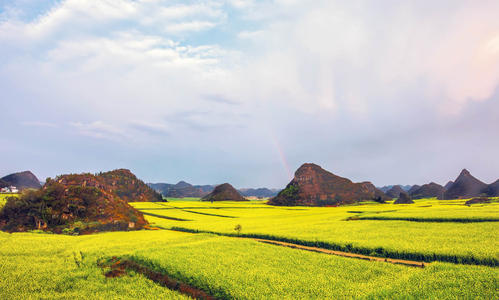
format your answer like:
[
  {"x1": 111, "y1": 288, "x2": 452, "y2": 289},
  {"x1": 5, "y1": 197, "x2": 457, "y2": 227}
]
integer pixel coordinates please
[{"x1": 0, "y1": 186, "x2": 18, "y2": 193}]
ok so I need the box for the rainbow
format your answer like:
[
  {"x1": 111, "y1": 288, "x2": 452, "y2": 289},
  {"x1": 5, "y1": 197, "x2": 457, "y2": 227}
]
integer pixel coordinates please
[{"x1": 270, "y1": 133, "x2": 293, "y2": 180}]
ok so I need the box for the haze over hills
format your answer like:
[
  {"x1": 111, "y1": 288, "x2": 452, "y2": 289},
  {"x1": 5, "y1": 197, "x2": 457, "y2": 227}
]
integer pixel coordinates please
[
  {"x1": 269, "y1": 163, "x2": 389, "y2": 206},
  {"x1": 239, "y1": 188, "x2": 280, "y2": 198},
  {"x1": 378, "y1": 185, "x2": 413, "y2": 193},
  {"x1": 385, "y1": 185, "x2": 405, "y2": 198},
  {"x1": 148, "y1": 181, "x2": 212, "y2": 198},
  {"x1": 148, "y1": 181, "x2": 280, "y2": 198},
  {"x1": 409, "y1": 182, "x2": 446, "y2": 199},
  {"x1": 377, "y1": 169, "x2": 498, "y2": 200}
]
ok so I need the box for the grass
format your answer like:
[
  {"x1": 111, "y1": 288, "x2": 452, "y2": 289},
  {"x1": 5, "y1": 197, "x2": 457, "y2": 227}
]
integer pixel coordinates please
[
  {"x1": 0, "y1": 230, "x2": 497, "y2": 299},
  {"x1": 131, "y1": 198, "x2": 499, "y2": 265}
]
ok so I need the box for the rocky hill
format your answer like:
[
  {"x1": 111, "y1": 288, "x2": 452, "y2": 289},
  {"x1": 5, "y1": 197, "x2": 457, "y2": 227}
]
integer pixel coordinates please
[
  {"x1": 394, "y1": 192, "x2": 414, "y2": 204},
  {"x1": 0, "y1": 178, "x2": 8, "y2": 188},
  {"x1": 443, "y1": 169, "x2": 488, "y2": 199},
  {"x1": 486, "y1": 179, "x2": 499, "y2": 196},
  {"x1": 148, "y1": 182, "x2": 173, "y2": 195},
  {"x1": 407, "y1": 185, "x2": 420, "y2": 194},
  {"x1": 0, "y1": 172, "x2": 148, "y2": 233},
  {"x1": 98, "y1": 169, "x2": 163, "y2": 202},
  {"x1": 202, "y1": 183, "x2": 247, "y2": 202},
  {"x1": 444, "y1": 181, "x2": 454, "y2": 190},
  {"x1": 268, "y1": 163, "x2": 389, "y2": 206},
  {"x1": 385, "y1": 185, "x2": 405, "y2": 198},
  {"x1": 1, "y1": 171, "x2": 41, "y2": 190},
  {"x1": 409, "y1": 182, "x2": 445, "y2": 199}
]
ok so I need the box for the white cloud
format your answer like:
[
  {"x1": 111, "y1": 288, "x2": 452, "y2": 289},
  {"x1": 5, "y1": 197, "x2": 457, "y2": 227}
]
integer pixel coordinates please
[
  {"x1": 1, "y1": 0, "x2": 499, "y2": 186},
  {"x1": 232, "y1": 1, "x2": 499, "y2": 115},
  {"x1": 69, "y1": 121, "x2": 129, "y2": 141},
  {"x1": 165, "y1": 21, "x2": 218, "y2": 33}
]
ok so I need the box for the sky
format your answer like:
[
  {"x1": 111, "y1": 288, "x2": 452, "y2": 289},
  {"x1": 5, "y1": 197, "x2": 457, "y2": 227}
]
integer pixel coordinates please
[{"x1": 1, "y1": 0, "x2": 498, "y2": 188}]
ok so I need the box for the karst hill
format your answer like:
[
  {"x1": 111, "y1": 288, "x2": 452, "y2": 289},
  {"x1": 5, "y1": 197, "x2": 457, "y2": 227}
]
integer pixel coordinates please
[
  {"x1": 0, "y1": 169, "x2": 159, "y2": 234},
  {"x1": 268, "y1": 163, "x2": 389, "y2": 206},
  {"x1": 202, "y1": 183, "x2": 247, "y2": 201}
]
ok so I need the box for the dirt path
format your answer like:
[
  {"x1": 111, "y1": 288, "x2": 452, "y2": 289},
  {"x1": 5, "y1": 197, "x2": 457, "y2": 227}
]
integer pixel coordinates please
[
  {"x1": 166, "y1": 227, "x2": 427, "y2": 268},
  {"x1": 249, "y1": 238, "x2": 427, "y2": 268}
]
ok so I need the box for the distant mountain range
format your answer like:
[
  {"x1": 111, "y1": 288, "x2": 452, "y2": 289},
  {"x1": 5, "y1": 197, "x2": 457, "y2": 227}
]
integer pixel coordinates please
[
  {"x1": 378, "y1": 185, "x2": 413, "y2": 193},
  {"x1": 377, "y1": 169, "x2": 498, "y2": 200},
  {"x1": 148, "y1": 181, "x2": 280, "y2": 198}
]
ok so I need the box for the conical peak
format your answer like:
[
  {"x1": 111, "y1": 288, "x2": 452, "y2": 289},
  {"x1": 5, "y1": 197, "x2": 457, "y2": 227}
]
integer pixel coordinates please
[
  {"x1": 458, "y1": 169, "x2": 471, "y2": 177},
  {"x1": 295, "y1": 163, "x2": 322, "y2": 173}
]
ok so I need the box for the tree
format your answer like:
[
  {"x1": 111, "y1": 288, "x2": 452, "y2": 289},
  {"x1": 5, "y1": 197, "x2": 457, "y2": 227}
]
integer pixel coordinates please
[{"x1": 234, "y1": 224, "x2": 242, "y2": 235}]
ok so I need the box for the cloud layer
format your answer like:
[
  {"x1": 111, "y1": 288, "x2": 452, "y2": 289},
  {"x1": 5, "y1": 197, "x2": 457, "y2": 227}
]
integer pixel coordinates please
[{"x1": 1, "y1": 0, "x2": 498, "y2": 187}]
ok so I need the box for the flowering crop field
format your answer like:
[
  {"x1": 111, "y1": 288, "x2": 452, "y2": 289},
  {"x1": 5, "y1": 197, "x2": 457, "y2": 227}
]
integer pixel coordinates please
[
  {"x1": 0, "y1": 198, "x2": 497, "y2": 299},
  {"x1": 0, "y1": 229, "x2": 497, "y2": 299},
  {"x1": 132, "y1": 198, "x2": 499, "y2": 265}
]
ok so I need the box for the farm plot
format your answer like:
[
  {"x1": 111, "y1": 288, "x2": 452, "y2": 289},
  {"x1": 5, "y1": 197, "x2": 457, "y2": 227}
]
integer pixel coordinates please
[
  {"x1": 131, "y1": 199, "x2": 499, "y2": 265},
  {"x1": 1, "y1": 230, "x2": 497, "y2": 299}
]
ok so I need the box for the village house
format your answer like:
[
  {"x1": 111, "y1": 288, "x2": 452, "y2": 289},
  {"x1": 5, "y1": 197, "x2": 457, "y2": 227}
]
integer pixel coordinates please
[{"x1": 0, "y1": 186, "x2": 19, "y2": 193}]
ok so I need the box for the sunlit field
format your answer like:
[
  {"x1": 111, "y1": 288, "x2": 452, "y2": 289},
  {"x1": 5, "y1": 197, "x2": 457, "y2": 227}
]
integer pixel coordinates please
[
  {"x1": 0, "y1": 197, "x2": 497, "y2": 299},
  {"x1": 0, "y1": 229, "x2": 497, "y2": 299},
  {"x1": 131, "y1": 198, "x2": 499, "y2": 265}
]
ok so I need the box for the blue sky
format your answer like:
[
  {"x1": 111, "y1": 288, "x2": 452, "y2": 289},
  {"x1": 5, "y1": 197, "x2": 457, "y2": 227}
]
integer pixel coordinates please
[{"x1": 1, "y1": 0, "x2": 498, "y2": 188}]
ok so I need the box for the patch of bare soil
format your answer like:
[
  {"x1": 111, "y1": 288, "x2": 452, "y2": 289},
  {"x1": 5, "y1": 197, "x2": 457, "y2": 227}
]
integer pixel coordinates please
[{"x1": 99, "y1": 257, "x2": 216, "y2": 300}]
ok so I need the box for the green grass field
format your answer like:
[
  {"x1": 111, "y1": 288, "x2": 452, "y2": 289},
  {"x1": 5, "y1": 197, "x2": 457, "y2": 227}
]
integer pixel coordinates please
[{"x1": 0, "y1": 197, "x2": 498, "y2": 299}]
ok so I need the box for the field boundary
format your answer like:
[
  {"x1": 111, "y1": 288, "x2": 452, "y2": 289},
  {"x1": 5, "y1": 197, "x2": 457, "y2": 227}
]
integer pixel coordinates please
[
  {"x1": 347, "y1": 216, "x2": 499, "y2": 223},
  {"x1": 169, "y1": 226, "x2": 498, "y2": 267},
  {"x1": 179, "y1": 209, "x2": 237, "y2": 218},
  {"x1": 252, "y1": 238, "x2": 425, "y2": 267},
  {"x1": 140, "y1": 212, "x2": 191, "y2": 221}
]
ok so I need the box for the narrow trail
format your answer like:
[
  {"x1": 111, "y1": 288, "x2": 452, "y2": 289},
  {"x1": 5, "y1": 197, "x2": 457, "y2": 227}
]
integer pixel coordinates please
[
  {"x1": 249, "y1": 238, "x2": 426, "y2": 268},
  {"x1": 166, "y1": 228, "x2": 427, "y2": 268}
]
